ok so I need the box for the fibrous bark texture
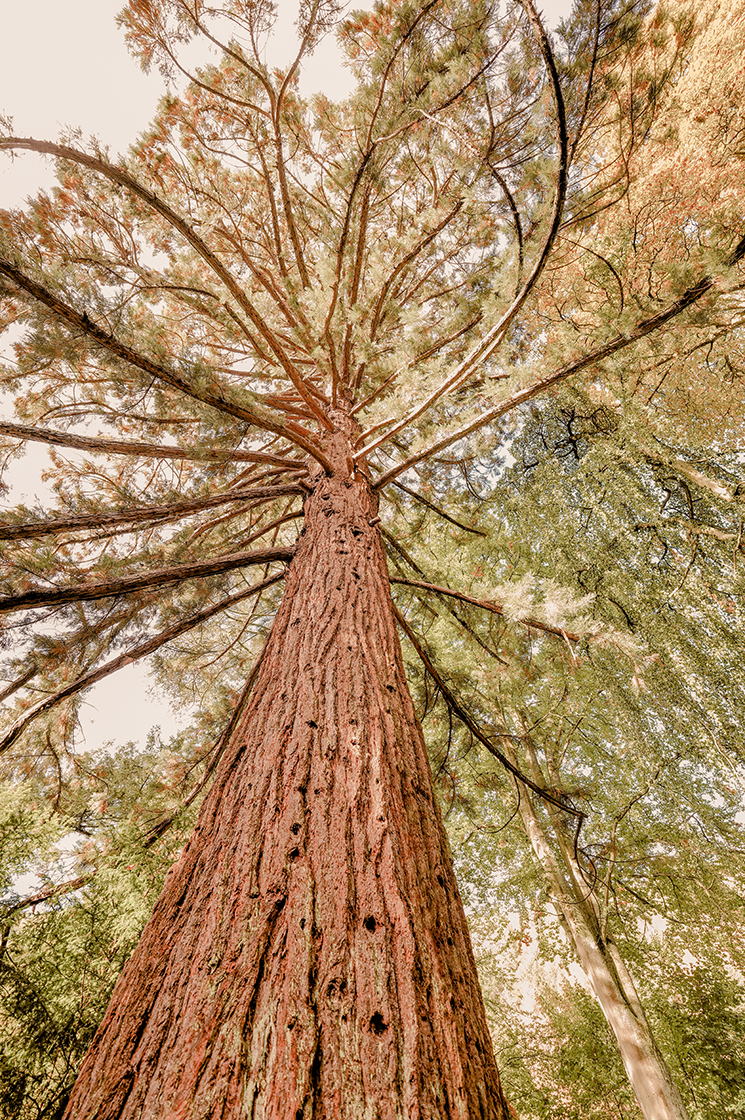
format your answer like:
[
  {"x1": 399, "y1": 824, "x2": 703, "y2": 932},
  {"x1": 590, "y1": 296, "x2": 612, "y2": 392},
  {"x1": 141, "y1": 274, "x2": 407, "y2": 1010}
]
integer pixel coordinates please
[{"x1": 64, "y1": 422, "x2": 511, "y2": 1120}]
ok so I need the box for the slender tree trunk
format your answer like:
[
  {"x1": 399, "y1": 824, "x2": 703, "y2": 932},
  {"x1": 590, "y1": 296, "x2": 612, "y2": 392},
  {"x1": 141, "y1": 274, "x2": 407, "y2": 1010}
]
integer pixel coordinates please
[
  {"x1": 503, "y1": 740, "x2": 690, "y2": 1120},
  {"x1": 63, "y1": 418, "x2": 511, "y2": 1120}
]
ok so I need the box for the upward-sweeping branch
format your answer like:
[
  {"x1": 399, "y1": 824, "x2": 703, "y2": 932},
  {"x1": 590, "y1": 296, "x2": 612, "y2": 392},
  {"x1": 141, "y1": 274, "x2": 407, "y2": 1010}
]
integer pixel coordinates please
[
  {"x1": 374, "y1": 231, "x2": 745, "y2": 488},
  {"x1": 355, "y1": 0, "x2": 569, "y2": 458},
  {"x1": 0, "y1": 258, "x2": 334, "y2": 472},
  {"x1": 0, "y1": 137, "x2": 333, "y2": 430}
]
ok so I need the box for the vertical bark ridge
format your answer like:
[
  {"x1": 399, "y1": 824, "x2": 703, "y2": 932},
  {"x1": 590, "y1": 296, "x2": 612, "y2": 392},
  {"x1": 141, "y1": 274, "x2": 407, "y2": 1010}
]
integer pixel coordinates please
[{"x1": 64, "y1": 426, "x2": 511, "y2": 1120}]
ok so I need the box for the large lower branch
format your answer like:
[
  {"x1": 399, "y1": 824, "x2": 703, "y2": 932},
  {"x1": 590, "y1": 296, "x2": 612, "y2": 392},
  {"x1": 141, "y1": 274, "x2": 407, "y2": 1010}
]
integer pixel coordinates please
[
  {"x1": 0, "y1": 485, "x2": 303, "y2": 542},
  {"x1": 0, "y1": 545, "x2": 295, "y2": 615},
  {"x1": 1, "y1": 875, "x2": 94, "y2": 919},
  {"x1": 0, "y1": 420, "x2": 304, "y2": 467},
  {"x1": 0, "y1": 258, "x2": 333, "y2": 471},
  {"x1": 0, "y1": 137, "x2": 333, "y2": 432}
]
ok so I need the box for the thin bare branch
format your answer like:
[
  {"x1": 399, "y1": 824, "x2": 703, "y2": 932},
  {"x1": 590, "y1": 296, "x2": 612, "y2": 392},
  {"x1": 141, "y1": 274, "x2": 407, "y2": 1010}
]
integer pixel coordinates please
[
  {"x1": 391, "y1": 576, "x2": 580, "y2": 641},
  {"x1": 393, "y1": 604, "x2": 582, "y2": 818},
  {"x1": 389, "y1": 482, "x2": 487, "y2": 537}
]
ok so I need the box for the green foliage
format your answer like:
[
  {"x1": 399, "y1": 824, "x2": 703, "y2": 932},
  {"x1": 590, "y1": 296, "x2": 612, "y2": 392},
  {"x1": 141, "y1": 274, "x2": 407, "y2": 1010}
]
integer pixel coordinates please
[
  {"x1": 650, "y1": 964, "x2": 745, "y2": 1118},
  {"x1": 479, "y1": 954, "x2": 745, "y2": 1120},
  {"x1": 388, "y1": 383, "x2": 745, "y2": 1116},
  {"x1": 0, "y1": 731, "x2": 202, "y2": 1117},
  {"x1": 491, "y1": 978, "x2": 640, "y2": 1119}
]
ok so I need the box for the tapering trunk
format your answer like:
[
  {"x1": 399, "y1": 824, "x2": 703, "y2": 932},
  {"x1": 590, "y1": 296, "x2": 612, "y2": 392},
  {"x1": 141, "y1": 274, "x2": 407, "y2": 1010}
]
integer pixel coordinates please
[
  {"x1": 506, "y1": 753, "x2": 690, "y2": 1120},
  {"x1": 64, "y1": 424, "x2": 511, "y2": 1120}
]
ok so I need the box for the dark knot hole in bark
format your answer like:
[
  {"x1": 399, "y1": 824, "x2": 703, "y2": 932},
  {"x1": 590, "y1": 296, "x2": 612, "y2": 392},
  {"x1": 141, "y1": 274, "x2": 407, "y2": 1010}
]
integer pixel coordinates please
[
  {"x1": 369, "y1": 1013, "x2": 388, "y2": 1035},
  {"x1": 363, "y1": 915, "x2": 377, "y2": 932}
]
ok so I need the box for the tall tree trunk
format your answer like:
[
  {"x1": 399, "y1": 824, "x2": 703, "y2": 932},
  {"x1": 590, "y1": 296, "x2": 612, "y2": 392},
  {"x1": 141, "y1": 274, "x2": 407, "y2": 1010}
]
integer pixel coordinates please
[
  {"x1": 63, "y1": 419, "x2": 511, "y2": 1120},
  {"x1": 502, "y1": 738, "x2": 690, "y2": 1120}
]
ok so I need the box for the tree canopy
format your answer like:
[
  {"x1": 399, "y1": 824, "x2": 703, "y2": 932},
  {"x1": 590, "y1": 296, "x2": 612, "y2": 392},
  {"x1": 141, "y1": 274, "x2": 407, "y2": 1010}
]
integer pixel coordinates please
[{"x1": 1, "y1": 0, "x2": 744, "y2": 1116}]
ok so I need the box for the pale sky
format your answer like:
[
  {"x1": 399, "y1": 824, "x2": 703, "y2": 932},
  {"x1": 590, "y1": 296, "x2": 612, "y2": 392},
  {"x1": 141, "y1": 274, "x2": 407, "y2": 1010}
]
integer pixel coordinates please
[
  {"x1": 0, "y1": 0, "x2": 374, "y2": 206},
  {"x1": 0, "y1": 0, "x2": 574, "y2": 757},
  {"x1": 0, "y1": 0, "x2": 575, "y2": 207}
]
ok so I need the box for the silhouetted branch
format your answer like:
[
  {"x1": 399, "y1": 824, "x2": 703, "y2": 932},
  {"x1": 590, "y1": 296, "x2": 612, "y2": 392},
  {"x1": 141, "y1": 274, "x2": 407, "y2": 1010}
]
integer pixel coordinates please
[
  {"x1": 392, "y1": 604, "x2": 583, "y2": 819},
  {"x1": 390, "y1": 481, "x2": 487, "y2": 537},
  {"x1": 391, "y1": 576, "x2": 580, "y2": 641},
  {"x1": 0, "y1": 573, "x2": 284, "y2": 756}
]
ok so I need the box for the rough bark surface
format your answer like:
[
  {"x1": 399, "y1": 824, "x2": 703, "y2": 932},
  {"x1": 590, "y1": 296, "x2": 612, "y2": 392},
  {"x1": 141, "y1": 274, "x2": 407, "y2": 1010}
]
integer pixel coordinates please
[{"x1": 64, "y1": 419, "x2": 511, "y2": 1120}]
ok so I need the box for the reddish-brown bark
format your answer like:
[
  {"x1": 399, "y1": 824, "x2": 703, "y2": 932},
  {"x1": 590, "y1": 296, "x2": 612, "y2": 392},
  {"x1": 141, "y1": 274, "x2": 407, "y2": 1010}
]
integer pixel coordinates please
[{"x1": 63, "y1": 416, "x2": 511, "y2": 1120}]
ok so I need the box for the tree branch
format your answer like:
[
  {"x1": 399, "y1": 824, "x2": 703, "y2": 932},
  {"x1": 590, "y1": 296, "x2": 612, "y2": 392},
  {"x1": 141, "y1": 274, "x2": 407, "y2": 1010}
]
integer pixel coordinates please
[
  {"x1": 392, "y1": 604, "x2": 582, "y2": 818},
  {"x1": 0, "y1": 258, "x2": 334, "y2": 471},
  {"x1": 0, "y1": 484, "x2": 303, "y2": 542},
  {"x1": 0, "y1": 421, "x2": 304, "y2": 467},
  {"x1": 0, "y1": 544, "x2": 295, "y2": 615},
  {"x1": 0, "y1": 664, "x2": 38, "y2": 703},
  {"x1": 356, "y1": 0, "x2": 568, "y2": 460},
  {"x1": 1, "y1": 875, "x2": 93, "y2": 918},
  {"x1": 0, "y1": 572, "x2": 283, "y2": 756},
  {"x1": 389, "y1": 481, "x2": 487, "y2": 536},
  {"x1": 373, "y1": 231, "x2": 745, "y2": 488},
  {"x1": 391, "y1": 577, "x2": 580, "y2": 641}
]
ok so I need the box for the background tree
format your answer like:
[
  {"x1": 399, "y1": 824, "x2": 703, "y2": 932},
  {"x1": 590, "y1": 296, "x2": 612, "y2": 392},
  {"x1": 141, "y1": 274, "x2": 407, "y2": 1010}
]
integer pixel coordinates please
[
  {"x1": 1, "y1": 0, "x2": 744, "y2": 1117},
  {"x1": 392, "y1": 385, "x2": 745, "y2": 1118}
]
